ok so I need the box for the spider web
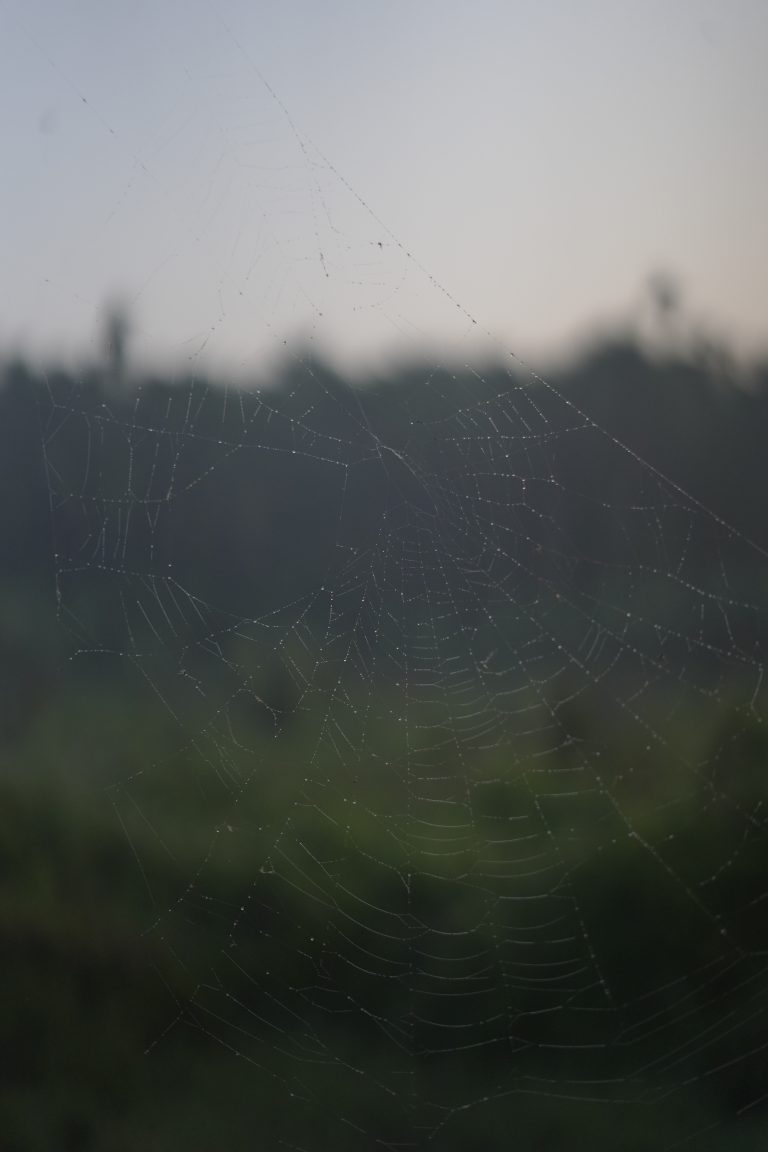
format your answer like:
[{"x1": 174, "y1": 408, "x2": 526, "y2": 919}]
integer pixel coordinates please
[{"x1": 28, "y1": 12, "x2": 768, "y2": 1151}]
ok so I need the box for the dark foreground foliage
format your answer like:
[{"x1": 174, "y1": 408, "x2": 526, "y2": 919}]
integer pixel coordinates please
[{"x1": 1, "y1": 340, "x2": 768, "y2": 1148}]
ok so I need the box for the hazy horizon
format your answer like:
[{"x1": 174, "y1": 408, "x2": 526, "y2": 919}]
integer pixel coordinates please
[{"x1": 2, "y1": 1, "x2": 766, "y2": 374}]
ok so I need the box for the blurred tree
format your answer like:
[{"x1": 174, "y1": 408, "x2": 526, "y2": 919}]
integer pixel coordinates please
[
  {"x1": 646, "y1": 269, "x2": 683, "y2": 349},
  {"x1": 648, "y1": 270, "x2": 681, "y2": 321},
  {"x1": 102, "y1": 301, "x2": 131, "y2": 385}
]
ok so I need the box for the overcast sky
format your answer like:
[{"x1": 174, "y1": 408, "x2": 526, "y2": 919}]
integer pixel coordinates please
[{"x1": 1, "y1": 0, "x2": 766, "y2": 373}]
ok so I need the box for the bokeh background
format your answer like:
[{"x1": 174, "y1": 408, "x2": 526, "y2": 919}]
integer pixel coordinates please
[{"x1": 1, "y1": 3, "x2": 768, "y2": 1150}]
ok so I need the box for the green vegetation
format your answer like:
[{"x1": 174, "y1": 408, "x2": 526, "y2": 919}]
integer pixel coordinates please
[
  {"x1": 2, "y1": 339, "x2": 768, "y2": 1148},
  {"x1": 1, "y1": 678, "x2": 767, "y2": 1150}
]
